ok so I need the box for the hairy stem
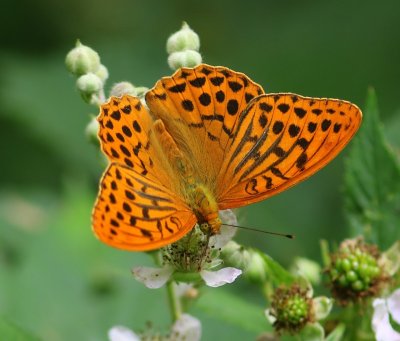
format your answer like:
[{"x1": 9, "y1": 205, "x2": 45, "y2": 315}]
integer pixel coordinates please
[{"x1": 166, "y1": 280, "x2": 182, "y2": 322}]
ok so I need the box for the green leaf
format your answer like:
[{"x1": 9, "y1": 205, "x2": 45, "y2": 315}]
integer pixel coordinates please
[
  {"x1": 344, "y1": 88, "x2": 400, "y2": 249},
  {"x1": 325, "y1": 323, "x2": 345, "y2": 341},
  {"x1": 195, "y1": 289, "x2": 271, "y2": 333},
  {"x1": 258, "y1": 251, "x2": 295, "y2": 286},
  {"x1": 389, "y1": 311, "x2": 400, "y2": 333},
  {"x1": 0, "y1": 317, "x2": 42, "y2": 341}
]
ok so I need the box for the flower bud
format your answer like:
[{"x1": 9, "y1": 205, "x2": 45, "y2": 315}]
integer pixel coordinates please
[
  {"x1": 220, "y1": 241, "x2": 247, "y2": 269},
  {"x1": 85, "y1": 116, "x2": 99, "y2": 144},
  {"x1": 168, "y1": 50, "x2": 202, "y2": 70},
  {"x1": 65, "y1": 40, "x2": 101, "y2": 76},
  {"x1": 76, "y1": 73, "x2": 103, "y2": 94},
  {"x1": 244, "y1": 251, "x2": 267, "y2": 284},
  {"x1": 166, "y1": 22, "x2": 200, "y2": 54},
  {"x1": 327, "y1": 238, "x2": 388, "y2": 304},
  {"x1": 95, "y1": 64, "x2": 109, "y2": 83},
  {"x1": 268, "y1": 284, "x2": 314, "y2": 334},
  {"x1": 110, "y1": 82, "x2": 139, "y2": 97},
  {"x1": 290, "y1": 257, "x2": 321, "y2": 286}
]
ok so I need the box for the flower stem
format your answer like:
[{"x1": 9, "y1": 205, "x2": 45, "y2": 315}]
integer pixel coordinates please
[
  {"x1": 151, "y1": 251, "x2": 182, "y2": 322},
  {"x1": 166, "y1": 280, "x2": 182, "y2": 322},
  {"x1": 320, "y1": 239, "x2": 331, "y2": 267}
]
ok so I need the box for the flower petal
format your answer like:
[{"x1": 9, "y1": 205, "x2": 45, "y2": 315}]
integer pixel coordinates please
[
  {"x1": 200, "y1": 267, "x2": 242, "y2": 287},
  {"x1": 313, "y1": 296, "x2": 333, "y2": 321},
  {"x1": 264, "y1": 309, "x2": 276, "y2": 324},
  {"x1": 388, "y1": 288, "x2": 400, "y2": 325},
  {"x1": 219, "y1": 209, "x2": 238, "y2": 226},
  {"x1": 170, "y1": 314, "x2": 201, "y2": 341},
  {"x1": 372, "y1": 297, "x2": 400, "y2": 341},
  {"x1": 132, "y1": 266, "x2": 173, "y2": 289},
  {"x1": 108, "y1": 326, "x2": 140, "y2": 341},
  {"x1": 208, "y1": 210, "x2": 238, "y2": 249}
]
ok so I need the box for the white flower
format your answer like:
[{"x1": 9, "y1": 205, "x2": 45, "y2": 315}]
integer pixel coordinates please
[
  {"x1": 372, "y1": 288, "x2": 400, "y2": 341},
  {"x1": 108, "y1": 326, "x2": 140, "y2": 341},
  {"x1": 199, "y1": 267, "x2": 242, "y2": 287},
  {"x1": 132, "y1": 265, "x2": 174, "y2": 289},
  {"x1": 132, "y1": 265, "x2": 241, "y2": 289},
  {"x1": 133, "y1": 214, "x2": 241, "y2": 289},
  {"x1": 170, "y1": 314, "x2": 201, "y2": 341},
  {"x1": 108, "y1": 314, "x2": 201, "y2": 341},
  {"x1": 209, "y1": 209, "x2": 238, "y2": 249}
]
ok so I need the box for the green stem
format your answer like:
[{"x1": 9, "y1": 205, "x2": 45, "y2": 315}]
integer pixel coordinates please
[
  {"x1": 150, "y1": 251, "x2": 182, "y2": 322},
  {"x1": 166, "y1": 280, "x2": 182, "y2": 322},
  {"x1": 320, "y1": 239, "x2": 331, "y2": 267}
]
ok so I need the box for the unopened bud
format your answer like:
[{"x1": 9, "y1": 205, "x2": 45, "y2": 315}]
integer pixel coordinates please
[
  {"x1": 85, "y1": 116, "x2": 99, "y2": 144},
  {"x1": 95, "y1": 64, "x2": 109, "y2": 83},
  {"x1": 110, "y1": 82, "x2": 138, "y2": 97},
  {"x1": 65, "y1": 40, "x2": 101, "y2": 76},
  {"x1": 166, "y1": 22, "x2": 200, "y2": 54},
  {"x1": 168, "y1": 50, "x2": 202, "y2": 70},
  {"x1": 76, "y1": 73, "x2": 103, "y2": 94}
]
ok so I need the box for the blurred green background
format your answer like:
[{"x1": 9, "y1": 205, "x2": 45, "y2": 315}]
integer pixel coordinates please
[{"x1": 1, "y1": 0, "x2": 399, "y2": 340}]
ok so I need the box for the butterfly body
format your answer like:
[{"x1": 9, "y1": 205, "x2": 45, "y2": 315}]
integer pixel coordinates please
[
  {"x1": 152, "y1": 117, "x2": 221, "y2": 234},
  {"x1": 93, "y1": 64, "x2": 362, "y2": 251}
]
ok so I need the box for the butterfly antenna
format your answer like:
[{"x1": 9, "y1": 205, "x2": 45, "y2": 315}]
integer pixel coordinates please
[{"x1": 222, "y1": 223, "x2": 295, "y2": 239}]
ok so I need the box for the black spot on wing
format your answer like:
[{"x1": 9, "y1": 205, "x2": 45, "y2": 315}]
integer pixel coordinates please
[
  {"x1": 277, "y1": 103, "x2": 290, "y2": 113},
  {"x1": 168, "y1": 83, "x2": 186, "y2": 93},
  {"x1": 189, "y1": 77, "x2": 206, "y2": 87}
]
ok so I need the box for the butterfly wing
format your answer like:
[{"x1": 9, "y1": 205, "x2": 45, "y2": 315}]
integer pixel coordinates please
[
  {"x1": 93, "y1": 163, "x2": 197, "y2": 251},
  {"x1": 217, "y1": 93, "x2": 362, "y2": 209},
  {"x1": 145, "y1": 64, "x2": 264, "y2": 185},
  {"x1": 94, "y1": 96, "x2": 196, "y2": 251}
]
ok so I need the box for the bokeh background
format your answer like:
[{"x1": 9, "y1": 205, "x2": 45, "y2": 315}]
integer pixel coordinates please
[{"x1": 1, "y1": 0, "x2": 399, "y2": 340}]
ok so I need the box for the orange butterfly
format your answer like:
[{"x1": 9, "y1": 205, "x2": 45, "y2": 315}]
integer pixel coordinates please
[{"x1": 93, "y1": 64, "x2": 362, "y2": 251}]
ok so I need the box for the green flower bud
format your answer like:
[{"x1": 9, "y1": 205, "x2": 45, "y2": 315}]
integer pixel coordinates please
[
  {"x1": 110, "y1": 82, "x2": 138, "y2": 97},
  {"x1": 95, "y1": 64, "x2": 109, "y2": 83},
  {"x1": 168, "y1": 50, "x2": 202, "y2": 70},
  {"x1": 65, "y1": 40, "x2": 101, "y2": 76},
  {"x1": 85, "y1": 116, "x2": 99, "y2": 145},
  {"x1": 290, "y1": 257, "x2": 321, "y2": 285},
  {"x1": 327, "y1": 238, "x2": 388, "y2": 305},
  {"x1": 76, "y1": 73, "x2": 103, "y2": 94},
  {"x1": 245, "y1": 250, "x2": 267, "y2": 284},
  {"x1": 269, "y1": 284, "x2": 314, "y2": 334},
  {"x1": 109, "y1": 82, "x2": 149, "y2": 99},
  {"x1": 166, "y1": 22, "x2": 200, "y2": 54}
]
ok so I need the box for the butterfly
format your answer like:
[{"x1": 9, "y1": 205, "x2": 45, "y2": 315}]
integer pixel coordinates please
[{"x1": 92, "y1": 64, "x2": 362, "y2": 251}]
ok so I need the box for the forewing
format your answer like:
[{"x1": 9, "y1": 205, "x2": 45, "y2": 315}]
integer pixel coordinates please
[
  {"x1": 145, "y1": 64, "x2": 264, "y2": 184},
  {"x1": 98, "y1": 95, "x2": 172, "y2": 186},
  {"x1": 92, "y1": 163, "x2": 197, "y2": 251},
  {"x1": 218, "y1": 93, "x2": 362, "y2": 209}
]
